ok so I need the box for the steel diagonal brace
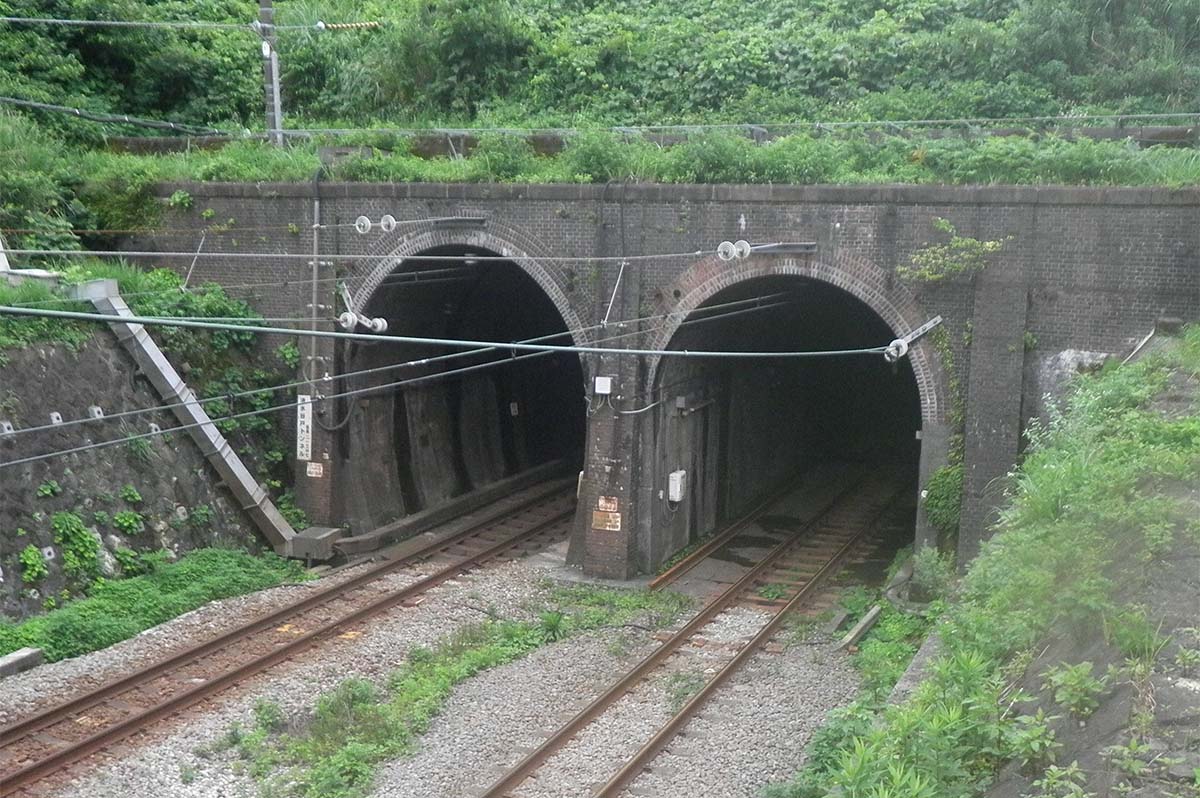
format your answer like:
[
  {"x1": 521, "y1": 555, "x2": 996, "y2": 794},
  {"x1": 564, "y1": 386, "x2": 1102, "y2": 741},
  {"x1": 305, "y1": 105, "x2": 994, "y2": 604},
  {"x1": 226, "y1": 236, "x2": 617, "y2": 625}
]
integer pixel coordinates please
[{"x1": 884, "y1": 315, "x2": 943, "y2": 363}]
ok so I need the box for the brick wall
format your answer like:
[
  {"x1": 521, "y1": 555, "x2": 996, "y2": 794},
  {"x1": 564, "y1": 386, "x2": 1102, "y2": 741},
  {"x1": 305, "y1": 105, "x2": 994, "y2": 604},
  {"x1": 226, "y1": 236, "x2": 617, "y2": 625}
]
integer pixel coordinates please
[{"x1": 146, "y1": 181, "x2": 1200, "y2": 573}]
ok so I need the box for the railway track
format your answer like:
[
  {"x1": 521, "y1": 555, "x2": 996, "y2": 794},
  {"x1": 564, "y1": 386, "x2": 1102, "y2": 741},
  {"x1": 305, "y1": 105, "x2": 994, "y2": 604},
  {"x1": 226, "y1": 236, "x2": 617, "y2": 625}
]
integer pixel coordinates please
[
  {"x1": 0, "y1": 480, "x2": 577, "y2": 797},
  {"x1": 478, "y1": 472, "x2": 903, "y2": 798}
]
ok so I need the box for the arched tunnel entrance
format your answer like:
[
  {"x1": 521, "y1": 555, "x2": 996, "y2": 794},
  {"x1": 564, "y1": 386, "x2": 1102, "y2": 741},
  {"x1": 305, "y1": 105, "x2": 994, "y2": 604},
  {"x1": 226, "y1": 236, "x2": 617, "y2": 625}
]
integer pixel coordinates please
[
  {"x1": 645, "y1": 275, "x2": 923, "y2": 568},
  {"x1": 333, "y1": 245, "x2": 586, "y2": 530}
]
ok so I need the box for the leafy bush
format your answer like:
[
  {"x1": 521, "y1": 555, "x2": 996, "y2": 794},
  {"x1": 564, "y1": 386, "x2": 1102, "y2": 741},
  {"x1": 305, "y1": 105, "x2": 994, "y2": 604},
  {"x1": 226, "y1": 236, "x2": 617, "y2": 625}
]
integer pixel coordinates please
[
  {"x1": 898, "y1": 218, "x2": 1008, "y2": 283},
  {"x1": 18, "y1": 544, "x2": 48, "y2": 584},
  {"x1": 51, "y1": 511, "x2": 99, "y2": 586},
  {"x1": 923, "y1": 464, "x2": 963, "y2": 541},
  {"x1": 112, "y1": 510, "x2": 145, "y2": 535},
  {"x1": 1042, "y1": 662, "x2": 1109, "y2": 717},
  {"x1": 36, "y1": 480, "x2": 62, "y2": 498},
  {"x1": 910, "y1": 546, "x2": 955, "y2": 602}
]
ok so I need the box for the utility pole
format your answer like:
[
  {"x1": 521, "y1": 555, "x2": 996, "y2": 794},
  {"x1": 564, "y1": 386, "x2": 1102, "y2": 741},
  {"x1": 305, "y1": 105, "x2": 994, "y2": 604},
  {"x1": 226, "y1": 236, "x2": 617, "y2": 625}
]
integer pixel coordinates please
[{"x1": 257, "y1": 0, "x2": 284, "y2": 145}]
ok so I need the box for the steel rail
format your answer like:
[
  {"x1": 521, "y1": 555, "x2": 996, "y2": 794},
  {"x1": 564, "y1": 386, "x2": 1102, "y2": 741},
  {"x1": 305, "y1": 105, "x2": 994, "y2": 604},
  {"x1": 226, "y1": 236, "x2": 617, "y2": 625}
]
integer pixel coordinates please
[
  {"x1": 593, "y1": 484, "x2": 903, "y2": 797},
  {"x1": 650, "y1": 473, "x2": 819, "y2": 589},
  {"x1": 475, "y1": 476, "x2": 871, "y2": 798},
  {"x1": 0, "y1": 489, "x2": 574, "y2": 793},
  {"x1": 0, "y1": 479, "x2": 571, "y2": 746}
]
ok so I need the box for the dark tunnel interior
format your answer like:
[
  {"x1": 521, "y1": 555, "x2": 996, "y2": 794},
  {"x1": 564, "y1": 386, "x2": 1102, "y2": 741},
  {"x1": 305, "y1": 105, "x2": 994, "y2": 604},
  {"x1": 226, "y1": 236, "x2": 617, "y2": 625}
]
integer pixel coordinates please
[
  {"x1": 650, "y1": 275, "x2": 922, "y2": 558},
  {"x1": 333, "y1": 246, "x2": 585, "y2": 530}
]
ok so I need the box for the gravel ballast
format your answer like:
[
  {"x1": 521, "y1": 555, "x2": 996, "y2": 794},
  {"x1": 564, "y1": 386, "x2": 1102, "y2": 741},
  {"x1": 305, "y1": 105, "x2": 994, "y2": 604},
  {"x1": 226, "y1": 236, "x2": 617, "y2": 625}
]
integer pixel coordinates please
[
  {"x1": 617, "y1": 639, "x2": 861, "y2": 798},
  {"x1": 12, "y1": 554, "x2": 865, "y2": 798},
  {"x1": 0, "y1": 564, "x2": 375, "y2": 725},
  {"x1": 34, "y1": 559, "x2": 555, "y2": 798}
]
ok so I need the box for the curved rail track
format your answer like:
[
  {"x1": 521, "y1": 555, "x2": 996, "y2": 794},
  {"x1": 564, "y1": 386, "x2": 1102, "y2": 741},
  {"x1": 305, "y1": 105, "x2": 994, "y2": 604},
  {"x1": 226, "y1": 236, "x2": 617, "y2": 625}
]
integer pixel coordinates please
[
  {"x1": 478, "y1": 472, "x2": 904, "y2": 798},
  {"x1": 0, "y1": 481, "x2": 577, "y2": 797}
]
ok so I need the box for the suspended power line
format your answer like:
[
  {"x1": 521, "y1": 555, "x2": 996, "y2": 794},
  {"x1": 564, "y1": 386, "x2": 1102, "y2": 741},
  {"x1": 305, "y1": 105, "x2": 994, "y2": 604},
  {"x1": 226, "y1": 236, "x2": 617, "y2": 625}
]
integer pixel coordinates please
[
  {"x1": 0, "y1": 298, "x2": 796, "y2": 469},
  {"x1": 0, "y1": 265, "x2": 477, "y2": 308},
  {"x1": 0, "y1": 305, "x2": 889, "y2": 360},
  {"x1": 0, "y1": 15, "x2": 377, "y2": 32},
  {"x1": 2, "y1": 247, "x2": 713, "y2": 265},
  {"x1": 0, "y1": 292, "x2": 793, "y2": 440},
  {"x1": 0, "y1": 96, "x2": 231, "y2": 135}
]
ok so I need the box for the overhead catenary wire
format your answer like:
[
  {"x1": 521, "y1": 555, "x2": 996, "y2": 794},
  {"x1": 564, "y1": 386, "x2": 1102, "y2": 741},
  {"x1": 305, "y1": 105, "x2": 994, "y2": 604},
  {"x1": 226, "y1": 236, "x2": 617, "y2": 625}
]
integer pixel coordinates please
[
  {"x1": 0, "y1": 292, "x2": 794, "y2": 440},
  {"x1": 0, "y1": 299, "x2": 798, "y2": 469},
  {"x1": 1, "y1": 215, "x2": 484, "y2": 237},
  {"x1": 0, "y1": 305, "x2": 889, "y2": 361},
  {"x1": 1, "y1": 247, "x2": 713, "y2": 265},
  {"x1": 0, "y1": 266, "x2": 478, "y2": 308}
]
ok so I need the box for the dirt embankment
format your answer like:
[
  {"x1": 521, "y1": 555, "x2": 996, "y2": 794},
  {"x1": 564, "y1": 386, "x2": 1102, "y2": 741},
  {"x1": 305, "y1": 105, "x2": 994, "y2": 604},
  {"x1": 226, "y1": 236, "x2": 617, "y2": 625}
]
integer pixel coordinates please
[{"x1": 988, "y1": 360, "x2": 1200, "y2": 798}]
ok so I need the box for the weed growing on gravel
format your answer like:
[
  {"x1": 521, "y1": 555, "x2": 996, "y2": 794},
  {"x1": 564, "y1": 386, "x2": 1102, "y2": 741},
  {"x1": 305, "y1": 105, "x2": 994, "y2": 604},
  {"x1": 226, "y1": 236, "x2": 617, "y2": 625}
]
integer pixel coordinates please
[
  {"x1": 0, "y1": 549, "x2": 308, "y2": 661},
  {"x1": 238, "y1": 588, "x2": 693, "y2": 797},
  {"x1": 664, "y1": 670, "x2": 707, "y2": 712},
  {"x1": 547, "y1": 583, "x2": 692, "y2": 630}
]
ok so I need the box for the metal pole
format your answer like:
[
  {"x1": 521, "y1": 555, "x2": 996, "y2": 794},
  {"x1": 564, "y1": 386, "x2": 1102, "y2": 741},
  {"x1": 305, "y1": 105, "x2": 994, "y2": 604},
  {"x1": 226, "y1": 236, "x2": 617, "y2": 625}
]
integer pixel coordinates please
[
  {"x1": 258, "y1": 0, "x2": 283, "y2": 145},
  {"x1": 310, "y1": 190, "x2": 321, "y2": 376},
  {"x1": 269, "y1": 46, "x2": 284, "y2": 145}
]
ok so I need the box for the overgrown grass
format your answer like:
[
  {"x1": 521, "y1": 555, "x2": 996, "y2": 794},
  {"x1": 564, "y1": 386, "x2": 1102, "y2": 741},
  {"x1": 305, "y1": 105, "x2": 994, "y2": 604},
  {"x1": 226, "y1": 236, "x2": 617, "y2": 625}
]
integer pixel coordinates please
[
  {"x1": 767, "y1": 325, "x2": 1200, "y2": 798},
  {"x1": 0, "y1": 548, "x2": 309, "y2": 662},
  {"x1": 219, "y1": 584, "x2": 690, "y2": 797},
  {"x1": 84, "y1": 131, "x2": 1200, "y2": 191}
]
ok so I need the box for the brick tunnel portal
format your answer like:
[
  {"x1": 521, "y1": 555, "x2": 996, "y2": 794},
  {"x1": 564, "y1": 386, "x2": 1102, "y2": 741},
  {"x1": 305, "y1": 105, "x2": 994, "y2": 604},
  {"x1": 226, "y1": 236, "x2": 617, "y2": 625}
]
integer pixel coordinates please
[
  {"x1": 642, "y1": 276, "x2": 923, "y2": 569},
  {"x1": 333, "y1": 245, "x2": 586, "y2": 531}
]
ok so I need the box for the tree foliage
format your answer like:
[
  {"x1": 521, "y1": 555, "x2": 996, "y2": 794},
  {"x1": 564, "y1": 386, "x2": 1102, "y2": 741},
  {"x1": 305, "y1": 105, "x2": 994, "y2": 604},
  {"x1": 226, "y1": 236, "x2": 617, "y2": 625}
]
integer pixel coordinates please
[{"x1": 2, "y1": 0, "x2": 1198, "y2": 130}]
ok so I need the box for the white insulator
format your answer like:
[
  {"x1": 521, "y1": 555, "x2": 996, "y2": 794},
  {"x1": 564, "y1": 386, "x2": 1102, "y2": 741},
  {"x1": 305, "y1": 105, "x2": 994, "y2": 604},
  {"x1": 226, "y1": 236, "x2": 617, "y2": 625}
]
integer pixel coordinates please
[
  {"x1": 733, "y1": 239, "x2": 752, "y2": 259},
  {"x1": 338, "y1": 311, "x2": 358, "y2": 330},
  {"x1": 379, "y1": 214, "x2": 397, "y2": 233},
  {"x1": 717, "y1": 241, "x2": 737, "y2": 261},
  {"x1": 883, "y1": 338, "x2": 909, "y2": 363},
  {"x1": 354, "y1": 215, "x2": 372, "y2": 234},
  {"x1": 366, "y1": 317, "x2": 389, "y2": 333}
]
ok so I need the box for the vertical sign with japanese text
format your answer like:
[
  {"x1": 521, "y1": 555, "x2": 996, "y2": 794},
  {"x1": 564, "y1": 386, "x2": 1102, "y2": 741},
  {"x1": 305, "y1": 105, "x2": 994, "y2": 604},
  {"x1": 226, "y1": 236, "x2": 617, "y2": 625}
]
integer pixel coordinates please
[{"x1": 296, "y1": 394, "x2": 313, "y2": 462}]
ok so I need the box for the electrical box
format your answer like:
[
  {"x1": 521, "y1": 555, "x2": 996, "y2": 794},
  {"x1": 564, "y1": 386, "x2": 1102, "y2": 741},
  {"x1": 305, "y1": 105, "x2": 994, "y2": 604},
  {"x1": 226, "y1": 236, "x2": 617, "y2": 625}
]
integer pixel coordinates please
[
  {"x1": 668, "y1": 469, "x2": 687, "y2": 503},
  {"x1": 594, "y1": 376, "x2": 613, "y2": 396}
]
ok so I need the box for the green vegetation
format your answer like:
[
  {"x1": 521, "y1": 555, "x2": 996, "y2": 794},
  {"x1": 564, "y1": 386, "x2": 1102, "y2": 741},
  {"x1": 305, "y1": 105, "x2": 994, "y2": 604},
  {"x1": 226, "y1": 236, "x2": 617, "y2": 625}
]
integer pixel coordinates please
[
  {"x1": 767, "y1": 325, "x2": 1200, "y2": 798},
  {"x1": 17, "y1": 544, "x2": 48, "y2": 584},
  {"x1": 664, "y1": 670, "x2": 707, "y2": 712},
  {"x1": 922, "y1": 464, "x2": 964, "y2": 543},
  {"x1": 1, "y1": 1, "x2": 1196, "y2": 264},
  {"x1": 897, "y1": 218, "x2": 1008, "y2": 284},
  {"x1": 50, "y1": 510, "x2": 99, "y2": 586},
  {"x1": 4, "y1": 0, "x2": 1196, "y2": 130},
  {"x1": 0, "y1": 548, "x2": 308, "y2": 661},
  {"x1": 216, "y1": 583, "x2": 689, "y2": 797},
  {"x1": 1041, "y1": 662, "x2": 1109, "y2": 718},
  {"x1": 112, "y1": 510, "x2": 145, "y2": 535},
  {"x1": 35, "y1": 480, "x2": 62, "y2": 497},
  {"x1": 0, "y1": 261, "x2": 300, "y2": 524},
  {"x1": 4, "y1": 112, "x2": 1200, "y2": 260}
]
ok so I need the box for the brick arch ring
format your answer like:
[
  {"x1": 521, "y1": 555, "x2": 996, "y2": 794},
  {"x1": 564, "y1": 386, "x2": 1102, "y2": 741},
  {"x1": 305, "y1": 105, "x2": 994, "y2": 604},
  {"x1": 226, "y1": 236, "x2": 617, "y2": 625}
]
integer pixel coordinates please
[
  {"x1": 349, "y1": 225, "x2": 589, "y2": 349},
  {"x1": 644, "y1": 255, "x2": 946, "y2": 425}
]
